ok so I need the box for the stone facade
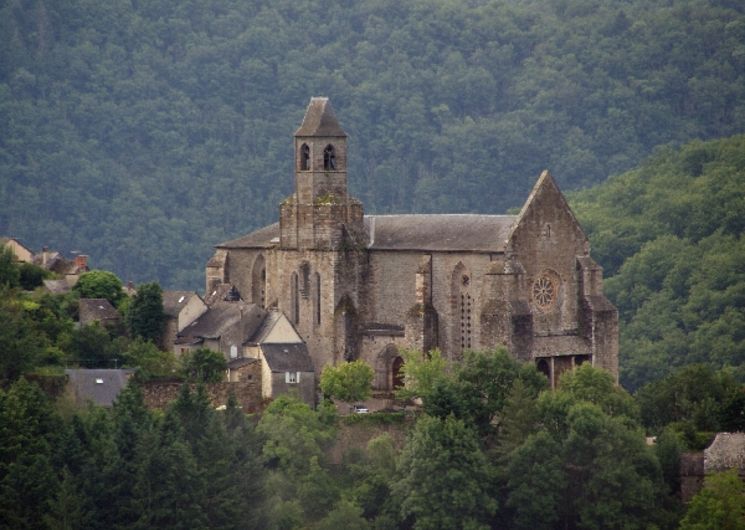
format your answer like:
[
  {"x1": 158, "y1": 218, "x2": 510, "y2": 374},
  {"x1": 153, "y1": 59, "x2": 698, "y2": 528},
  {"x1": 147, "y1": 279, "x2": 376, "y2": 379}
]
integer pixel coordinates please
[{"x1": 206, "y1": 97, "x2": 619, "y2": 389}]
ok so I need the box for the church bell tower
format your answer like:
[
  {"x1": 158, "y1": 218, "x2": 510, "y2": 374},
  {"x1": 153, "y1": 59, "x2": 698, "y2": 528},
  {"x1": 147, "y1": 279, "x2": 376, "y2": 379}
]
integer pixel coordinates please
[{"x1": 280, "y1": 97, "x2": 364, "y2": 250}]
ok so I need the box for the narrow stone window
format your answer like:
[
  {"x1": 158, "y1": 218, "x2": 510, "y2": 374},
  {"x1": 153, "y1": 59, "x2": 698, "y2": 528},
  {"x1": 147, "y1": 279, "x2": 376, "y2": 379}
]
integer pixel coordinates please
[
  {"x1": 300, "y1": 143, "x2": 310, "y2": 170},
  {"x1": 323, "y1": 144, "x2": 336, "y2": 170},
  {"x1": 260, "y1": 268, "x2": 266, "y2": 308},
  {"x1": 291, "y1": 272, "x2": 299, "y2": 324},
  {"x1": 460, "y1": 292, "x2": 472, "y2": 351},
  {"x1": 314, "y1": 272, "x2": 321, "y2": 326}
]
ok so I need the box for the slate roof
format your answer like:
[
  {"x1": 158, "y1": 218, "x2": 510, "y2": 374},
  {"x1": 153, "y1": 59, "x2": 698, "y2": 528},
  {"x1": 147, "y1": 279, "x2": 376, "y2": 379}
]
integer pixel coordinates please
[
  {"x1": 261, "y1": 343, "x2": 315, "y2": 372},
  {"x1": 365, "y1": 214, "x2": 516, "y2": 252},
  {"x1": 176, "y1": 301, "x2": 265, "y2": 342},
  {"x1": 162, "y1": 290, "x2": 200, "y2": 318},
  {"x1": 245, "y1": 310, "x2": 284, "y2": 345},
  {"x1": 217, "y1": 223, "x2": 279, "y2": 250},
  {"x1": 79, "y1": 298, "x2": 120, "y2": 325},
  {"x1": 294, "y1": 97, "x2": 347, "y2": 137},
  {"x1": 65, "y1": 369, "x2": 135, "y2": 407},
  {"x1": 228, "y1": 357, "x2": 259, "y2": 369},
  {"x1": 217, "y1": 214, "x2": 517, "y2": 253}
]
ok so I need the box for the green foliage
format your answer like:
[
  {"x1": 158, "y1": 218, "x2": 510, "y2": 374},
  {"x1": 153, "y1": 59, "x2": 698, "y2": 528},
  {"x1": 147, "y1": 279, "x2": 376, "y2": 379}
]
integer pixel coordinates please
[
  {"x1": 0, "y1": 247, "x2": 20, "y2": 288},
  {"x1": 396, "y1": 348, "x2": 449, "y2": 401},
  {"x1": 572, "y1": 134, "x2": 745, "y2": 389},
  {"x1": 0, "y1": 293, "x2": 46, "y2": 384},
  {"x1": 122, "y1": 338, "x2": 176, "y2": 380},
  {"x1": 635, "y1": 364, "x2": 740, "y2": 435},
  {"x1": 257, "y1": 395, "x2": 338, "y2": 526},
  {"x1": 4, "y1": 1, "x2": 745, "y2": 288},
  {"x1": 74, "y1": 271, "x2": 124, "y2": 306},
  {"x1": 319, "y1": 359, "x2": 374, "y2": 403},
  {"x1": 557, "y1": 363, "x2": 639, "y2": 420},
  {"x1": 125, "y1": 282, "x2": 165, "y2": 344},
  {"x1": 315, "y1": 499, "x2": 370, "y2": 530},
  {"x1": 59, "y1": 322, "x2": 117, "y2": 368},
  {"x1": 257, "y1": 395, "x2": 335, "y2": 475},
  {"x1": 180, "y1": 348, "x2": 226, "y2": 384},
  {"x1": 18, "y1": 262, "x2": 50, "y2": 291},
  {"x1": 680, "y1": 470, "x2": 745, "y2": 530},
  {"x1": 393, "y1": 414, "x2": 497, "y2": 529},
  {"x1": 401, "y1": 348, "x2": 547, "y2": 437},
  {"x1": 0, "y1": 378, "x2": 62, "y2": 528}
]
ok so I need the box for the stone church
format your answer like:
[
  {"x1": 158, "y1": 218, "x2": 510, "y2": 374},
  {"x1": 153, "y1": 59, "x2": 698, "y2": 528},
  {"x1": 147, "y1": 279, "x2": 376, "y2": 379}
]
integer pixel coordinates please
[{"x1": 205, "y1": 97, "x2": 618, "y2": 391}]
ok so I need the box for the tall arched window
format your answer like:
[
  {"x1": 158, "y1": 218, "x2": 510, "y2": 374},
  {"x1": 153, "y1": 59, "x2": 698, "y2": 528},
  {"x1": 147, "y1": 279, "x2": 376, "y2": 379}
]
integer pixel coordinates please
[
  {"x1": 313, "y1": 272, "x2": 321, "y2": 326},
  {"x1": 291, "y1": 272, "x2": 299, "y2": 324},
  {"x1": 451, "y1": 262, "x2": 473, "y2": 357},
  {"x1": 251, "y1": 254, "x2": 266, "y2": 308},
  {"x1": 323, "y1": 144, "x2": 336, "y2": 170},
  {"x1": 300, "y1": 143, "x2": 310, "y2": 171}
]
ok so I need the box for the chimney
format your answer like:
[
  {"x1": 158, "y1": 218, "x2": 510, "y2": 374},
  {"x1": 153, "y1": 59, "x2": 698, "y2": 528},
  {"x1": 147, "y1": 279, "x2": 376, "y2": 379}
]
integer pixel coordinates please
[
  {"x1": 75, "y1": 254, "x2": 89, "y2": 271},
  {"x1": 42, "y1": 246, "x2": 49, "y2": 266}
]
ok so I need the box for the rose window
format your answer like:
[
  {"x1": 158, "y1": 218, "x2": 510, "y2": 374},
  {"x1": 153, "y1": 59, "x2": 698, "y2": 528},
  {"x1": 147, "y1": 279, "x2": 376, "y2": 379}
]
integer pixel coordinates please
[{"x1": 532, "y1": 275, "x2": 556, "y2": 310}]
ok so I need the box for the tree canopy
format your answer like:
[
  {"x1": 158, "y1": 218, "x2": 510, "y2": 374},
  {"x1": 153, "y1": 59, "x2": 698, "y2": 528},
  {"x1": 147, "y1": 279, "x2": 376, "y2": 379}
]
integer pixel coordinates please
[
  {"x1": 2, "y1": 0, "x2": 744, "y2": 288},
  {"x1": 571, "y1": 134, "x2": 745, "y2": 389}
]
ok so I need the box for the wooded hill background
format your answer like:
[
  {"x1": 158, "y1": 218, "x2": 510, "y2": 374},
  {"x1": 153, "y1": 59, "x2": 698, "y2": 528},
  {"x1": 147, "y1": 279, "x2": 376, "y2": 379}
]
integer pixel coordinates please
[{"x1": 2, "y1": 0, "x2": 744, "y2": 288}]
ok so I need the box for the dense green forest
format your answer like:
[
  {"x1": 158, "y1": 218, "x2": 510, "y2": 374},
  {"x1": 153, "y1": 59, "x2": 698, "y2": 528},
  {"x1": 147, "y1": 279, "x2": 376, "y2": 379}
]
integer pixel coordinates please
[
  {"x1": 2, "y1": 242, "x2": 744, "y2": 527},
  {"x1": 572, "y1": 134, "x2": 745, "y2": 390},
  {"x1": 2, "y1": 349, "x2": 743, "y2": 529},
  {"x1": 2, "y1": 0, "x2": 744, "y2": 287}
]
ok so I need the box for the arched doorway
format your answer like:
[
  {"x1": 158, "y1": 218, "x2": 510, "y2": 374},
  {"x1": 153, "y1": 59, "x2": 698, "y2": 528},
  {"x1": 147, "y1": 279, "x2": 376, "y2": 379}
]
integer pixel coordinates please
[
  {"x1": 536, "y1": 358, "x2": 550, "y2": 381},
  {"x1": 392, "y1": 356, "x2": 405, "y2": 389}
]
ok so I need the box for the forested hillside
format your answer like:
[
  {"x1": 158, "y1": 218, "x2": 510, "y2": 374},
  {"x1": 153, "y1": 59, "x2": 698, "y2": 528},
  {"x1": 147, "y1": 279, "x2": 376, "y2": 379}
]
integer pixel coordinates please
[
  {"x1": 2, "y1": 0, "x2": 744, "y2": 287},
  {"x1": 572, "y1": 135, "x2": 745, "y2": 390}
]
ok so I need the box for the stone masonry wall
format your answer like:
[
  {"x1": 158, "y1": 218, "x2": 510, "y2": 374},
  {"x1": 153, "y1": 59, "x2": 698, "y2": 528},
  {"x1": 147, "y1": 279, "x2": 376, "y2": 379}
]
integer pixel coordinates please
[{"x1": 140, "y1": 378, "x2": 263, "y2": 412}]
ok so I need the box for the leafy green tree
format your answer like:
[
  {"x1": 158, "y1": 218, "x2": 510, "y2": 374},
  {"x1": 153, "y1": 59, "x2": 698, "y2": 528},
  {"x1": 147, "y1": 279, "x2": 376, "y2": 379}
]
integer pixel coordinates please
[
  {"x1": 180, "y1": 348, "x2": 226, "y2": 383},
  {"x1": 0, "y1": 294, "x2": 45, "y2": 383},
  {"x1": 316, "y1": 499, "x2": 370, "y2": 530},
  {"x1": 0, "y1": 247, "x2": 20, "y2": 288},
  {"x1": 43, "y1": 467, "x2": 92, "y2": 530},
  {"x1": 558, "y1": 363, "x2": 639, "y2": 420},
  {"x1": 506, "y1": 431, "x2": 567, "y2": 530},
  {"x1": 393, "y1": 414, "x2": 497, "y2": 529},
  {"x1": 59, "y1": 323, "x2": 116, "y2": 368},
  {"x1": 258, "y1": 395, "x2": 338, "y2": 526},
  {"x1": 257, "y1": 395, "x2": 335, "y2": 475},
  {"x1": 636, "y1": 365, "x2": 738, "y2": 434},
  {"x1": 122, "y1": 338, "x2": 176, "y2": 380},
  {"x1": 396, "y1": 348, "x2": 449, "y2": 401},
  {"x1": 680, "y1": 469, "x2": 745, "y2": 530},
  {"x1": 0, "y1": 379, "x2": 62, "y2": 528},
  {"x1": 125, "y1": 282, "x2": 165, "y2": 344},
  {"x1": 320, "y1": 359, "x2": 374, "y2": 402},
  {"x1": 74, "y1": 271, "x2": 124, "y2": 306},
  {"x1": 18, "y1": 262, "x2": 50, "y2": 291}
]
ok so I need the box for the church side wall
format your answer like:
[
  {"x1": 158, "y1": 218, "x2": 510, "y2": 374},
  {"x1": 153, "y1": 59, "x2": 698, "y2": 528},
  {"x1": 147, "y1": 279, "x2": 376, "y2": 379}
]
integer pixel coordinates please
[{"x1": 366, "y1": 250, "x2": 504, "y2": 360}]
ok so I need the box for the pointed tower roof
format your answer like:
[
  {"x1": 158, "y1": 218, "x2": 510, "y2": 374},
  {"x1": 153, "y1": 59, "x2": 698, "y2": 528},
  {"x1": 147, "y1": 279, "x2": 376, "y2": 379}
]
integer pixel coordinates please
[{"x1": 294, "y1": 97, "x2": 346, "y2": 137}]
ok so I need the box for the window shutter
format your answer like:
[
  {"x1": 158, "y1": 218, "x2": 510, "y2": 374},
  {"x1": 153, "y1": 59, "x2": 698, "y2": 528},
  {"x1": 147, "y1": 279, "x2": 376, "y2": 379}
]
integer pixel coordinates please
[
  {"x1": 296, "y1": 372, "x2": 301, "y2": 383},
  {"x1": 285, "y1": 372, "x2": 290, "y2": 383}
]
